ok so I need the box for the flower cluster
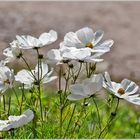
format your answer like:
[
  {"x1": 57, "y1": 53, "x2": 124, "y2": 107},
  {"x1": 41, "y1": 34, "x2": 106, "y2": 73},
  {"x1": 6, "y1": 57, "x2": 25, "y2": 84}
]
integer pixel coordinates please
[{"x1": 0, "y1": 27, "x2": 139, "y2": 138}]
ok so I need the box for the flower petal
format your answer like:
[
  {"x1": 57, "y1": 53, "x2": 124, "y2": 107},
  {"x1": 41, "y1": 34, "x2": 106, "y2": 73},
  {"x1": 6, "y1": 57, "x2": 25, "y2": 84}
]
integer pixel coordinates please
[
  {"x1": 69, "y1": 84, "x2": 87, "y2": 96},
  {"x1": 42, "y1": 76, "x2": 57, "y2": 84},
  {"x1": 0, "y1": 120, "x2": 12, "y2": 131},
  {"x1": 15, "y1": 69, "x2": 34, "y2": 86},
  {"x1": 8, "y1": 109, "x2": 34, "y2": 128},
  {"x1": 94, "y1": 30, "x2": 104, "y2": 45},
  {"x1": 95, "y1": 40, "x2": 114, "y2": 51},
  {"x1": 39, "y1": 30, "x2": 57, "y2": 45},
  {"x1": 67, "y1": 94, "x2": 85, "y2": 101},
  {"x1": 76, "y1": 27, "x2": 94, "y2": 43}
]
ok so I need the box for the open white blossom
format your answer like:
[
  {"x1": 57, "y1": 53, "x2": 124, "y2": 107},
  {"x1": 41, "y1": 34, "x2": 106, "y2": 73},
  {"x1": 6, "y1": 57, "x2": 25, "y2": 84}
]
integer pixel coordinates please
[
  {"x1": 16, "y1": 30, "x2": 57, "y2": 49},
  {"x1": 67, "y1": 74, "x2": 103, "y2": 101},
  {"x1": 0, "y1": 109, "x2": 34, "y2": 131},
  {"x1": 60, "y1": 27, "x2": 114, "y2": 53},
  {"x1": 0, "y1": 66, "x2": 14, "y2": 93},
  {"x1": 3, "y1": 40, "x2": 22, "y2": 63},
  {"x1": 15, "y1": 62, "x2": 57, "y2": 89},
  {"x1": 103, "y1": 72, "x2": 140, "y2": 105}
]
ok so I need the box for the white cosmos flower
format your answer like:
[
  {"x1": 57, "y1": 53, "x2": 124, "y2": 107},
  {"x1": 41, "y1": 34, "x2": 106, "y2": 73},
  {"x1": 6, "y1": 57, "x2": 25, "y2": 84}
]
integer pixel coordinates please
[
  {"x1": 15, "y1": 62, "x2": 57, "y2": 89},
  {"x1": 47, "y1": 49, "x2": 65, "y2": 65},
  {"x1": 16, "y1": 30, "x2": 57, "y2": 49},
  {"x1": 61, "y1": 47, "x2": 105, "y2": 63},
  {"x1": 61, "y1": 27, "x2": 114, "y2": 53},
  {"x1": 0, "y1": 60, "x2": 6, "y2": 66},
  {"x1": 60, "y1": 47, "x2": 91, "y2": 61},
  {"x1": 47, "y1": 47, "x2": 105, "y2": 65},
  {"x1": 3, "y1": 40, "x2": 22, "y2": 63},
  {"x1": 103, "y1": 72, "x2": 140, "y2": 105},
  {"x1": 0, "y1": 66, "x2": 14, "y2": 93},
  {"x1": 0, "y1": 109, "x2": 34, "y2": 131},
  {"x1": 67, "y1": 74, "x2": 103, "y2": 101},
  {"x1": 0, "y1": 120, "x2": 12, "y2": 131}
]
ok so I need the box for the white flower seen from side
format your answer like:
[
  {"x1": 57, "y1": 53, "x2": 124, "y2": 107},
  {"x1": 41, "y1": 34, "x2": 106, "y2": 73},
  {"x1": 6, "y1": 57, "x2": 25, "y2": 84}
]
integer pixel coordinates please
[
  {"x1": 16, "y1": 30, "x2": 57, "y2": 49},
  {"x1": 0, "y1": 109, "x2": 34, "y2": 131},
  {"x1": 47, "y1": 47, "x2": 105, "y2": 65},
  {"x1": 0, "y1": 65, "x2": 14, "y2": 93},
  {"x1": 3, "y1": 40, "x2": 22, "y2": 63},
  {"x1": 103, "y1": 72, "x2": 140, "y2": 105},
  {"x1": 61, "y1": 47, "x2": 105, "y2": 63},
  {"x1": 47, "y1": 49, "x2": 65, "y2": 65},
  {"x1": 67, "y1": 74, "x2": 103, "y2": 101},
  {"x1": 15, "y1": 62, "x2": 57, "y2": 89}
]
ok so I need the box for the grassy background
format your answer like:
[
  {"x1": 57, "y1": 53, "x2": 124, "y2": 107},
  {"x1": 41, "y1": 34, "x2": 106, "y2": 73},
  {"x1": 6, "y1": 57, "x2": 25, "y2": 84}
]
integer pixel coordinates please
[{"x1": 0, "y1": 88, "x2": 139, "y2": 139}]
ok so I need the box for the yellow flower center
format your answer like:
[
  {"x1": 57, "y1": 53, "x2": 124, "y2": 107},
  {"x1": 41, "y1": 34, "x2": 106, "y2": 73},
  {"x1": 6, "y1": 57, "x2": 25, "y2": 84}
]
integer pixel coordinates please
[
  {"x1": 117, "y1": 88, "x2": 125, "y2": 95},
  {"x1": 85, "y1": 42, "x2": 93, "y2": 48}
]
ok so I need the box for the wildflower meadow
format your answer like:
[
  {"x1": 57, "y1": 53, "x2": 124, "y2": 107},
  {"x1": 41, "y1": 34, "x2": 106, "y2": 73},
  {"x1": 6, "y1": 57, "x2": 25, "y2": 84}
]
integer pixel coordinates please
[{"x1": 0, "y1": 27, "x2": 140, "y2": 139}]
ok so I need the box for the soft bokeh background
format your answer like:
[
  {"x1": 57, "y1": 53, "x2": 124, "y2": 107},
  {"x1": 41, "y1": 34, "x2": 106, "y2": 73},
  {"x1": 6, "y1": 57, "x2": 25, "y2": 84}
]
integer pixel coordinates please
[{"x1": 0, "y1": 1, "x2": 140, "y2": 80}]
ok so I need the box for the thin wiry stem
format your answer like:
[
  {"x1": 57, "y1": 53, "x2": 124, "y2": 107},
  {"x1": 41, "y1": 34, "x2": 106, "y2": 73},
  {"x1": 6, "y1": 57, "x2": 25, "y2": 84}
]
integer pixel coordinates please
[
  {"x1": 98, "y1": 98, "x2": 120, "y2": 138},
  {"x1": 20, "y1": 84, "x2": 25, "y2": 114},
  {"x1": 63, "y1": 104, "x2": 76, "y2": 138},
  {"x1": 21, "y1": 56, "x2": 37, "y2": 81},
  {"x1": 3, "y1": 95, "x2": 6, "y2": 113},
  {"x1": 36, "y1": 49, "x2": 43, "y2": 122},
  {"x1": 7, "y1": 96, "x2": 11, "y2": 116},
  {"x1": 73, "y1": 62, "x2": 82, "y2": 84},
  {"x1": 92, "y1": 97, "x2": 101, "y2": 131},
  {"x1": 58, "y1": 65, "x2": 62, "y2": 138},
  {"x1": 71, "y1": 99, "x2": 86, "y2": 135},
  {"x1": 12, "y1": 88, "x2": 20, "y2": 106}
]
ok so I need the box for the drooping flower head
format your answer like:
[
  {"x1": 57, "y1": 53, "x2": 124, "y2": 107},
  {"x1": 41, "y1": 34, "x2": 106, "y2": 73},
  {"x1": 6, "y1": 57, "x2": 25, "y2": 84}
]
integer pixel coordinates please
[
  {"x1": 67, "y1": 74, "x2": 103, "y2": 101},
  {"x1": 16, "y1": 30, "x2": 57, "y2": 49},
  {"x1": 103, "y1": 72, "x2": 140, "y2": 105},
  {"x1": 0, "y1": 109, "x2": 34, "y2": 131}
]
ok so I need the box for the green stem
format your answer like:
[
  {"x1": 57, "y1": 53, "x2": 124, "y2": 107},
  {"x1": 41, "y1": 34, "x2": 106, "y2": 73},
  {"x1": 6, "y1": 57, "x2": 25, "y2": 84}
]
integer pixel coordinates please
[
  {"x1": 63, "y1": 104, "x2": 76, "y2": 138},
  {"x1": 98, "y1": 98, "x2": 120, "y2": 138},
  {"x1": 20, "y1": 84, "x2": 25, "y2": 114},
  {"x1": 12, "y1": 88, "x2": 20, "y2": 106},
  {"x1": 71, "y1": 99, "x2": 86, "y2": 135},
  {"x1": 85, "y1": 62, "x2": 89, "y2": 77},
  {"x1": 36, "y1": 49, "x2": 43, "y2": 122},
  {"x1": 73, "y1": 62, "x2": 82, "y2": 83},
  {"x1": 7, "y1": 96, "x2": 11, "y2": 116},
  {"x1": 32, "y1": 110, "x2": 37, "y2": 138},
  {"x1": 3, "y1": 95, "x2": 6, "y2": 113},
  {"x1": 92, "y1": 97, "x2": 101, "y2": 131},
  {"x1": 21, "y1": 56, "x2": 37, "y2": 80},
  {"x1": 58, "y1": 66, "x2": 62, "y2": 138},
  {"x1": 89, "y1": 63, "x2": 96, "y2": 76}
]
